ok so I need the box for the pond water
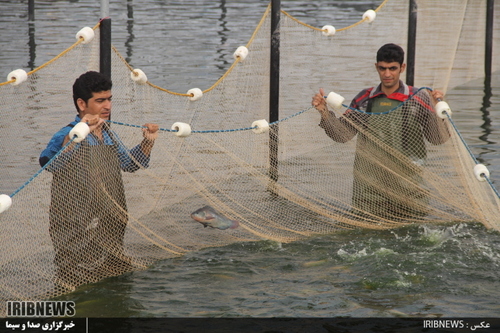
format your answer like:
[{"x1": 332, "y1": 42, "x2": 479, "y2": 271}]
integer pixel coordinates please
[{"x1": 0, "y1": 0, "x2": 499, "y2": 324}]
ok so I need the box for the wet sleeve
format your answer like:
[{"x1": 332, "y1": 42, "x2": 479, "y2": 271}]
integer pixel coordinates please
[
  {"x1": 318, "y1": 95, "x2": 366, "y2": 143},
  {"x1": 116, "y1": 141, "x2": 150, "y2": 173}
]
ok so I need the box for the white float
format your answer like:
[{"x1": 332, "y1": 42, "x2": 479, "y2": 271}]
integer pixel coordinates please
[
  {"x1": 75, "y1": 27, "x2": 95, "y2": 44},
  {"x1": 131, "y1": 69, "x2": 148, "y2": 84},
  {"x1": 435, "y1": 101, "x2": 452, "y2": 119},
  {"x1": 171, "y1": 122, "x2": 192, "y2": 137},
  {"x1": 322, "y1": 25, "x2": 336, "y2": 37},
  {"x1": 7, "y1": 69, "x2": 28, "y2": 86},
  {"x1": 363, "y1": 10, "x2": 377, "y2": 23},
  {"x1": 233, "y1": 46, "x2": 249, "y2": 61},
  {"x1": 251, "y1": 119, "x2": 269, "y2": 134},
  {"x1": 187, "y1": 88, "x2": 203, "y2": 101},
  {"x1": 0, "y1": 194, "x2": 12, "y2": 214},
  {"x1": 474, "y1": 164, "x2": 490, "y2": 182},
  {"x1": 69, "y1": 122, "x2": 90, "y2": 143},
  {"x1": 326, "y1": 91, "x2": 345, "y2": 109}
]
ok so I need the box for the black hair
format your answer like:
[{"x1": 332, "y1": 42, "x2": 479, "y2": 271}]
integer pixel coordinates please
[
  {"x1": 376, "y1": 43, "x2": 405, "y2": 65},
  {"x1": 72, "y1": 71, "x2": 112, "y2": 112}
]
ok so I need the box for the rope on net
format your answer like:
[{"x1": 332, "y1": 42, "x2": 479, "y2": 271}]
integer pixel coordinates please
[
  {"x1": 9, "y1": 139, "x2": 76, "y2": 198},
  {"x1": 113, "y1": 0, "x2": 392, "y2": 97},
  {"x1": 443, "y1": 108, "x2": 500, "y2": 199},
  {"x1": 7, "y1": 86, "x2": 498, "y2": 202},
  {"x1": 0, "y1": 22, "x2": 101, "y2": 86},
  {"x1": 113, "y1": 3, "x2": 272, "y2": 97},
  {"x1": 1, "y1": 0, "x2": 391, "y2": 93},
  {"x1": 4, "y1": 105, "x2": 308, "y2": 200},
  {"x1": 281, "y1": 0, "x2": 391, "y2": 33}
]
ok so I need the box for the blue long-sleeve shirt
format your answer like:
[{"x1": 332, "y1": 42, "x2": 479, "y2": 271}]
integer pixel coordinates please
[{"x1": 39, "y1": 115, "x2": 150, "y2": 172}]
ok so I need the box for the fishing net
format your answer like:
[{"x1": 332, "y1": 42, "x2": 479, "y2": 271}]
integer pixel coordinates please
[{"x1": 0, "y1": 0, "x2": 499, "y2": 305}]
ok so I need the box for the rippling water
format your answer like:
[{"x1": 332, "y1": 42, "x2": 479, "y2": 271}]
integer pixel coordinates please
[
  {"x1": 58, "y1": 223, "x2": 500, "y2": 318},
  {"x1": 1, "y1": 0, "x2": 499, "y2": 321}
]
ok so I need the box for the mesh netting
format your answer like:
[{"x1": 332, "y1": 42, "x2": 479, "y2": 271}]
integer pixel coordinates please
[{"x1": 0, "y1": 0, "x2": 499, "y2": 305}]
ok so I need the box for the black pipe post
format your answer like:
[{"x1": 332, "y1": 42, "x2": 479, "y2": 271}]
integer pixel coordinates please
[
  {"x1": 269, "y1": 0, "x2": 280, "y2": 183},
  {"x1": 28, "y1": 0, "x2": 35, "y2": 21},
  {"x1": 27, "y1": 0, "x2": 36, "y2": 70},
  {"x1": 485, "y1": 0, "x2": 494, "y2": 85},
  {"x1": 406, "y1": 0, "x2": 417, "y2": 86},
  {"x1": 100, "y1": 17, "x2": 112, "y2": 80}
]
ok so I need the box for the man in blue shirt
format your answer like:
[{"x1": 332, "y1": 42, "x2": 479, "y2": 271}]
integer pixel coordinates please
[{"x1": 40, "y1": 71, "x2": 159, "y2": 290}]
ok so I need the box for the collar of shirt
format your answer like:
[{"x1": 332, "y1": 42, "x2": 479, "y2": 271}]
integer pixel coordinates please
[{"x1": 369, "y1": 80, "x2": 411, "y2": 102}]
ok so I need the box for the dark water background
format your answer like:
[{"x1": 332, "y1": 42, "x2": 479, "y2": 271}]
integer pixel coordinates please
[{"x1": 0, "y1": 0, "x2": 499, "y2": 321}]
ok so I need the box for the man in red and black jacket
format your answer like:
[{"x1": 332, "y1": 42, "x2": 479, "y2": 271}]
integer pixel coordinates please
[{"x1": 311, "y1": 43, "x2": 449, "y2": 221}]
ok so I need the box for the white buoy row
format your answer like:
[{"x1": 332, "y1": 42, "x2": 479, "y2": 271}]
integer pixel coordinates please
[
  {"x1": 322, "y1": 9, "x2": 376, "y2": 37},
  {"x1": 168, "y1": 119, "x2": 270, "y2": 138},
  {"x1": 128, "y1": 46, "x2": 249, "y2": 102},
  {"x1": 5, "y1": 26, "x2": 95, "y2": 86}
]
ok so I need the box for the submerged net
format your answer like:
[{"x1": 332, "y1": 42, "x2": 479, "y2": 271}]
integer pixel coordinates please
[{"x1": 1, "y1": 0, "x2": 499, "y2": 305}]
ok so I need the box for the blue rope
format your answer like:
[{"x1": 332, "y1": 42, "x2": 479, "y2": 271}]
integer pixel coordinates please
[
  {"x1": 107, "y1": 106, "x2": 313, "y2": 134},
  {"x1": 445, "y1": 112, "x2": 479, "y2": 164},
  {"x1": 444, "y1": 111, "x2": 499, "y2": 198},
  {"x1": 10, "y1": 137, "x2": 77, "y2": 198},
  {"x1": 325, "y1": 86, "x2": 434, "y2": 115},
  {"x1": 7, "y1": 89, "x2": 498, "y2": 202},
  {"x1": 485, "y1": 177, "x2": 500, "y2": 199}
]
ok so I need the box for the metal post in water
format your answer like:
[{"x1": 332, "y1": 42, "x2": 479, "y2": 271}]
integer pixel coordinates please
[
  {"x1": 481, "y1": 0, "x2": 495, "y2": 145},
  {"x1": 101, "y1": 0, "x2": 110, "y2": 19},
  {"x1": 28, "y1": 0, "x2": 36, "y2": 70},
  {"x1": 485, "y1": 0, "x2": 494, "y2": 84},
  {"x1": 99, "y1": 0, "x2": 111, "y2": 80},
  {"x1": 28, "y1": 0, "x2": 35, "y2": 21},
  {"x1": 406, "y1": 0, "x2": 417, "y2": 86},
  {"x1": 125, "y1": 0, "x2": 134, "y2": 63},
  {"x1": 269, "y1": 0, "x2": 280, "y2": 183}
]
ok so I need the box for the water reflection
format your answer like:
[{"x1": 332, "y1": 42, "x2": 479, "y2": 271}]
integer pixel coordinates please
[
  {"x1": 480, "y1": 78, "x2": 493, "y2": 144},
  {"x1": 216, "y1": 0, "x2": 230, "y2": 71},
  {"x1": 28, "y1": 22, "x2": 36, "y2": 70},
  {"x1": 125, "y1": 0, "x2": 134, "y2": 63}
]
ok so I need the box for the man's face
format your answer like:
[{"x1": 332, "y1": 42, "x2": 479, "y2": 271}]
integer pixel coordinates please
[
  {"x1": 375, "y1": 61, "x2": 406, "y2": 91},
  {"x1": 78, "y1": 90, "x2": 112, "y2": 120}
]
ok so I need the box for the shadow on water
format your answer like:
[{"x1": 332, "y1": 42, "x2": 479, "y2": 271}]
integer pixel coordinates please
[{"x1": 215, "y1": 0, "x2": 230, "y2": 72}]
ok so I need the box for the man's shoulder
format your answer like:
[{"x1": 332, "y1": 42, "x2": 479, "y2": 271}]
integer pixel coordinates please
[
  {"x1": 407, "y1": 85, "x2": 420, "y2": 94},
  {"x1": 351, "y1": 87, "x2": 375, "y2": 107},
  {"x1": 355, "y1": 87, "x2": 375, "y2": 97}
]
